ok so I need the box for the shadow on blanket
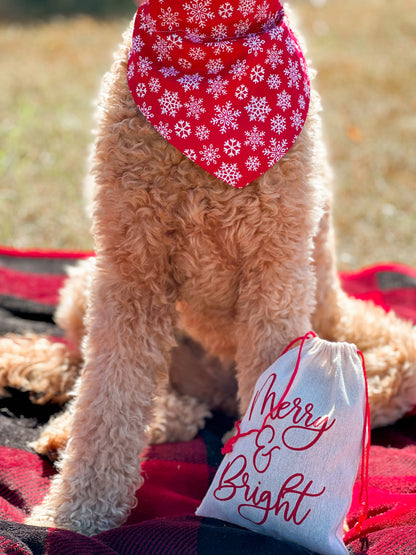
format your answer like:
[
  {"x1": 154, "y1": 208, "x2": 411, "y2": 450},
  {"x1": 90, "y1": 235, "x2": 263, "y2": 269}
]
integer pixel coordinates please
[{"x1": 1, "y1": 247, "x2": 416, "y2": 554}]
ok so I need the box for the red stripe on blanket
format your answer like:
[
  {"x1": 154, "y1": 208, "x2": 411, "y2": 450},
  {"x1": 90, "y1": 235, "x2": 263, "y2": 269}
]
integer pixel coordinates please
[
  {"x1": 0, "y1": 447, "x2": 55, "y2": 523},
  {"x1": 340, "y1": 263, "x2": 416, "y2": 324},
  {"x1": 340, "y1": 262, "x2": 416, "y2": 284},
  {"x1": 0, "y1": 266, "x2": 65, "y2": 305}
]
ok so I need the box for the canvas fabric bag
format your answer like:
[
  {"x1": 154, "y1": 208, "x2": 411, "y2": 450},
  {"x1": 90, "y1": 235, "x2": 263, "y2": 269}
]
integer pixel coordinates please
[{"x1": 196, "y1": 332, "x2": 370, "y2": 555}]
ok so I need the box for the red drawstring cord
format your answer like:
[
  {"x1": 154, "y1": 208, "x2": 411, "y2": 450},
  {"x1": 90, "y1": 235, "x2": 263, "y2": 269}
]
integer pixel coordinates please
[
  {"x1": 222, "y1": 331, "x2": 317, "y2": 455},
  {"x1": 344, "y1": 349, "x2": 371, "y2": 542}
]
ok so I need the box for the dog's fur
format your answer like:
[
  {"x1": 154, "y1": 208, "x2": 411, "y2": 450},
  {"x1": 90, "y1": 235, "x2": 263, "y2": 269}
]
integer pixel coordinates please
[{"x1": 1, "y1": 13, "x2": 416, "y2": 536}]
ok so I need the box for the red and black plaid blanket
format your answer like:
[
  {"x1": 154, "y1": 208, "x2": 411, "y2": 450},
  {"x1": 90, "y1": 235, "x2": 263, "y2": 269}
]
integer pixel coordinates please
[{"x1": 1, "y1": 246, "x2": 416, "y2": 554}]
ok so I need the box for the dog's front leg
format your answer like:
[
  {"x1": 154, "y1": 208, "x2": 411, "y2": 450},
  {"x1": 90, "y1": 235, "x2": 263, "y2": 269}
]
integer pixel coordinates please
[{"x1": 27, "y1": 259, "x2": 177, "y2": 535}]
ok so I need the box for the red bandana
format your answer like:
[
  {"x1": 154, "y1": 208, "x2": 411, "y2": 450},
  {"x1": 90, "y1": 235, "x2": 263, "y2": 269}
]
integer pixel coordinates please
[{"x1": 127, "y1": 0, "x2": 310, "y2": 188}]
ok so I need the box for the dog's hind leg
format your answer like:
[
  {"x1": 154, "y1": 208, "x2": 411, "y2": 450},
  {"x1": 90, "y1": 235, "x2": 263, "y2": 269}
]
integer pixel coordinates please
[
  {"x1": 312, "y1": 203, "x2": 416, "y2": 427},
  {"x1": 0, "y1": 334, "x2": 80, "y2": 405},
  {"x1": 0, "y1": 257, "x2": 92, "y2": 406},
  {"x1": 148, "y1": 385, "x2": 211, "y2": 443},
  {"x1": 32, "y1": 403, "x2": 75, "y2": 461}
]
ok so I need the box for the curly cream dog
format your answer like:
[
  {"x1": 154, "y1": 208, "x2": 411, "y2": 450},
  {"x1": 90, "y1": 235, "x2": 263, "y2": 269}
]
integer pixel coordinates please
[{"x1": 0, "y1": 1, "x2": 415, "y2": 536}]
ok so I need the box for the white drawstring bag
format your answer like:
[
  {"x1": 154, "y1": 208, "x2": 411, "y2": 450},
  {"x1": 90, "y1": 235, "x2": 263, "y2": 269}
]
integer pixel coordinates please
[{"x1": 196, "y1": 332, "x2": 370, "y2": 555}]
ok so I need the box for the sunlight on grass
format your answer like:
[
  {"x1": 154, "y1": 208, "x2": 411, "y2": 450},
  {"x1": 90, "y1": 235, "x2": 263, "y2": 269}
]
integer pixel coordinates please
[
  {"x1": 0, "y1": 0, "x2": 415, "y2": 269},
  {"x1": 0, "y1": 16, "x2": 128, "y2": 250},
  {"x1": 295, "y1": 0, "x2": 416, "y2": 269}
]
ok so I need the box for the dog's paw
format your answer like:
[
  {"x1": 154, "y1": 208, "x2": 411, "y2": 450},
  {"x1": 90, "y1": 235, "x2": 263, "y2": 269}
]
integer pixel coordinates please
[
  {"x1": 148, "y1": 390, "x2": 211, "y2": 443},
  {"x1": 25, "y1": 510, "x2": 57, "y2": 530},
  {"x1": 31, "y1": 409, "x2": 73, "y2": 462},
  {"x1": 31, "y1": 430, "x2": 68, "y2": 463},
  {"x1": 0, "y1": 334, "x2": 79, "y2": 405}
]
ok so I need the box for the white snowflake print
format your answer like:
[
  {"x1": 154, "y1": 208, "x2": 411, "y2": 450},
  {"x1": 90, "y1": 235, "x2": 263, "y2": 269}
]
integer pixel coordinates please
[
  {"x1": 175, "y1": 120, "x2": 192, "y2": 138},
  {"x1": 290, "y1": 109, "x2": 304, "y2": 131},
  {"x1": 178, "y1": 73, "x2": 203, "y2": 91},
  {"x1": 159, "y1": 66, "x2": 180, "y2": 78},
  {"x1": 149, "y1": 77, "x2": 161, "y2": 93},
  {"x1": 211, "y1": 101, "x2": 241, "y2": 134},
  {"x1": 212, "y1": 40, "x2": 234, "y2": 56},
  {"x1": 153, "y1": 37, "x2": 174, "y2": 62},
  {"x1": 243, "y1": 34, "x2": 265, "y2": 56},
  {"x1": 139, "y1": 102, "x2": 154, "y2": 120},
  {"x1": 207, "y1": 75, "x2": 229, "y2": 99},
  {"x1": 184, "y1": 148, "x2": 197, "y2": 161},
  {"x1": 224, "y1": 138, "x2": 241, "y2": 157},
  {"x1": 234, "y1": 18, "x2": 250, "y2": 37},
  {"x1": 212, "y1": 23, "x2": 228, "y2": 41},
  {"x1": 185, "y1": 27, "x2": 206, "y2": 43},
  {"x1": 158, "y1": 7, "x2": 180, "y2": 31},
  {"x1": 136, "y1": 83, "x2": 147, "y2": 97},
  {"x1": 277, "y1": 90, "x2": 291, "y2": 111},
  {"x1": 250, "y1": 65, "x2": 265, "y2": 83},
  {"x1": 268, "y1": 24, "x2": 284, "y2": 41},
  {"x1": 244, "y1": 125, "x2": 265, "y2": 150},
  {"x1": 285, "y1": 35, "x2": 296, "y2": 55},
  {"x1": 238, "y1": 0, "x2": 256, "y2": 17},
  {"x1": 185, "y1": 96, "x2": 206, "y2": 119},
  {"x1": 267, "y1": 74, "x2": 281, "y2": 90},
  {"x1": 136, "y1": 56, "x2": 153, "y2": 77},
  {"x1": 284, "y1": 59, "x2": 302, "y2": 89},
  {"x1": 195, "y1": 124, "x2": 210, "y2": 140},
  {"x1": 245, "y1": 156, "x2": 261, "y2": 171},
  {"x1": 139, "y1": 11, "x2": 157, "y2": 36},
  {"x1": 219, "y1": 2, "x2": 233, "y2": 18},
  {"x1": 229, "y1": 59, "x2": 248, "y2": 80},
  {"x1": 178, "y1": 58, "x2": 192, "y2": 70},
  {"x1": 159, "y1": 89, "x2": 183, "y2": 116},
  {"x1": 200, "y1": 144, "x2": 221, "y2": 165},
  {"x1": 183, "y1": 0, "x2": 214, "y2": 27},
  {"x1": 263, "y1": 138, "x2": 288, "y2": 165},
  {"x1": 155, "y1": 121, "x2": 172, "y2": 140},
  {"x1": 215, "y1": 162, "x2": 242, "y2": 187},
  {"x1": 245, "y1": 96, "x2": 271, "y2": 122},
  {"x1": 255, "y1": 1, "x2": 271, "y2": 23},
  {"x1": 131, "y1": 36, "x2": 144, "y2": 54},
  {"x1": 167, "y1": 34, "x2": 183, "y2": 49},
  {"x1": 235, "y1": 85, "x2": 248, "y2": 100},
  {"x1": 265, "y1": 44, "x2": 284, "y2": 69},
  {"x1": 127, "y1": 61, "x2": 135, "y2": 80},
  {"x1": 303, "y1": 79, "x2": 311, "y2": 98},
  {"x1": 298, "y1": 95, "x2": 306, "y2": 110},
  {"x1": 189, "y1": 46, "x2": 206, "y2": 61},
  {"x1": 270, "y1": 114, "x2": 286, "y2": 134},
  {"x1": 262, "y1": 13, "x2": 277, "y2": 33},
  {"x1": 206, "y1": 59, "x2": 224, "y2": 74}
]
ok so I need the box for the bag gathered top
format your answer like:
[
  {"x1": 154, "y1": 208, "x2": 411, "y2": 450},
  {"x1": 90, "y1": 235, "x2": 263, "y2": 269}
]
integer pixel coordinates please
[
  {"x1": 196, "y1": 332, "x2": 370, "y2": 555},
  {"x1": 127, "y1": 0, "x2": 310, "y2": 188}
]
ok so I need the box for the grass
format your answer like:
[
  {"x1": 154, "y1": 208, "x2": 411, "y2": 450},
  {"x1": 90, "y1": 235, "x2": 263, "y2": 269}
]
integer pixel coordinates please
[
  {"x1": 0, "y1": 16, "x2": 127, "y2": 250},
  {"x1": 0, "y1": 0, "x2": 415, "y2": 269}
]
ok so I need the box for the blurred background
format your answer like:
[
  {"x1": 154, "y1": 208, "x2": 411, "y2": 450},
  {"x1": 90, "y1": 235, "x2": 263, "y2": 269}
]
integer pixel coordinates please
[{"x1": 0, "y1": 0, "x2": 415, "y2": 270}]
